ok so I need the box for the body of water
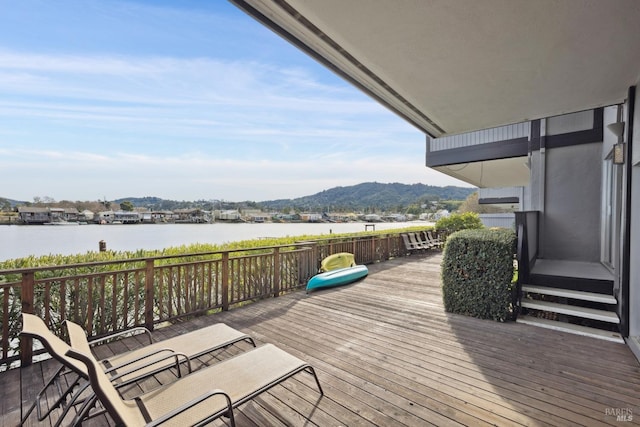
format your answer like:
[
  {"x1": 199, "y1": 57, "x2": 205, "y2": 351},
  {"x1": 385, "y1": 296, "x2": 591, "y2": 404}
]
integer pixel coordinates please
[{"x1": 0, "y1": 221, "x2": 432, "y2": 261}]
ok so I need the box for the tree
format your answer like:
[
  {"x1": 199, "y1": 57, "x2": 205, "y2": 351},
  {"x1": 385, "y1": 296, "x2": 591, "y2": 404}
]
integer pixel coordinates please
[
  {"x1": 120, "y1": 201, "x2": 134, "y2": 211},
  {"x1": 435, "y1": 212, "x2": 484, "y2": 233},
  {"x1": 405, "y1": 204, "x2": 422, "y2": 216}
]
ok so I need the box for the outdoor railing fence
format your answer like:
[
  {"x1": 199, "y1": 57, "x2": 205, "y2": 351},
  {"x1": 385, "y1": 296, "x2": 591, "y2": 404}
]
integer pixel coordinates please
[{"x1": 0, "y1": 232, "x2": 414, "y2": 369}]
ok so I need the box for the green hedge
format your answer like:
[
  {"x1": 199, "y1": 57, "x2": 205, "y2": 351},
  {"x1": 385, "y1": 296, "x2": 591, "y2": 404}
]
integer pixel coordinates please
[
  {"x1": 441, "y1": 228, "x2": 516, "y2": 322},
  {"x1": 435, "y1": 212, "x2": 484, "y2": 233}
]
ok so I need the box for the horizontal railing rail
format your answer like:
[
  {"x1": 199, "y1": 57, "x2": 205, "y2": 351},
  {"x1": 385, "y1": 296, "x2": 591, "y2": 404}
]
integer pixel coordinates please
[{"x1": 0, "y1": 231, "x2": 428, "y2": 368}]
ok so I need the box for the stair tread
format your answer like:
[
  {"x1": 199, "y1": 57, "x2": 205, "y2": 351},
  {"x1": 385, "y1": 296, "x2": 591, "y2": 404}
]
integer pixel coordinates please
[
  {"x1": 521, "y1": 285, "x2": 616, "y2": 304},
  {"x1": 521, "y1": 299, "x2": 620, "y2": 323},
  {"x1": 517, "y1": 315, "x2": 624, "y2": 343}
]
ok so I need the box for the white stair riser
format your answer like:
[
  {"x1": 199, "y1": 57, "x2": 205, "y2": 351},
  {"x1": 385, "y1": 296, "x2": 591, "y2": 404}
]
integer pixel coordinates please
[
  {"x1": 521, "y1": 300, "x2": 619, "y2": 323},
  {"x1": 521, "y1": 285, "x2": 616, "y2": 304},
  {"x1": 517, "y1": 316, "x2": 624, "y2": 343}
]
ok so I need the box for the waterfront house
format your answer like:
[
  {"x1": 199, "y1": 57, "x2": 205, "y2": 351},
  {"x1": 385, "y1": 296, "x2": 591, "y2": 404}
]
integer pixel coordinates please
[
  {"x1": 113, "y1": 211, "x2": 142, "y2": 224},
  {"x1": 79, "y1": 210, "x2": 95, "y2": 222},
  {"x1": 16, "y1": 207, "x2": 50, "y2": 224},
  {"x1": 174, "y1": 208, "x2": 212, "y2": 223},
  {"x1": 232, "y1": 0, "x2": 640, "y2": 359},
  {"x1": 151, "y1": 210, "x2": 173, "y2": 223},
  {"x1": 247, "y1": 213, "x2": 269, "y2": 223},
  {"x1": 217, "y1": 209, "x2": 242, "y2": 221},
  {"x1": 383, "y1": 213, "x2": 408, "y2": 222},
  {"x1": 96, "y1": 210, "x2": 114, "y2": 224},
  {"x1": 59, "y1": 208, "x2": 80, "y2": 222},
  {"x1": 363, "y1": 214, "x2": 382, "y2": 222},
  {"x1": 300, "y1": 213, "x2": 323, "y2": 222}
]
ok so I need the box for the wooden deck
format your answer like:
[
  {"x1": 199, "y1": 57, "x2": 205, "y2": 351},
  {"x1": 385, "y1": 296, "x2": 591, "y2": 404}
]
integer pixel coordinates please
[{"x1": 4, "y1": 252, "x2": 640, "y2": 426}]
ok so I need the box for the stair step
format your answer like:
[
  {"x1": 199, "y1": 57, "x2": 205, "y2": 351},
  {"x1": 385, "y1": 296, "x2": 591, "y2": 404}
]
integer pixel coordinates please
[
  {"x1": 521, "y1": 285, "x2": 617, "y2": 304},
  {"x1": 517, "y1": 315, "x2": 624, "y2": 343},
  {"x1": 520, "y1": 299, "x2": 620, "y2": 323}
]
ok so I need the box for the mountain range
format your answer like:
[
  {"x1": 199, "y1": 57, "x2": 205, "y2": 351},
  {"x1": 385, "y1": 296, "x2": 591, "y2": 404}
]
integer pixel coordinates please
[
  {"x1": 258, "y1": 182, "x2": 475, "y2": 211},
  {"x1": 2, "y1": 182, "x2": 476, "y2": 212}
]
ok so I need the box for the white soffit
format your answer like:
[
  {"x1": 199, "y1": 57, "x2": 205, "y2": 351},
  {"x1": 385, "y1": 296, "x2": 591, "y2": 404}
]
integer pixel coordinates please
[
  {"x1": 234, "y1": 0, "x2": 640, "y2": 137},
  {"x1": 434, "y1": 157, "x2": 530, "y2": 188}
]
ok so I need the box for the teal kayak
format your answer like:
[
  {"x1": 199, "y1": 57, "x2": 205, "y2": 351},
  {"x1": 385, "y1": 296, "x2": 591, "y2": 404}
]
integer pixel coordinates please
[{"x1": 306, "y1": 265, "x2": 368, "y2": 293}]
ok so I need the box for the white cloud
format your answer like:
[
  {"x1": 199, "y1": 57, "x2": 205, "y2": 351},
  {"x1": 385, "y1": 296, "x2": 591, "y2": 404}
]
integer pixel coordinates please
[{"x1": 0, "y1": 3, "x2": 472, "y2": 203}]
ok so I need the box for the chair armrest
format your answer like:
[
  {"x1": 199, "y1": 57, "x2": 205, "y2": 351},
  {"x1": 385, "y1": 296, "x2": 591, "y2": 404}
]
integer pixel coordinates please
[
  {"x1": 145, "y1": 389, "x2": 234, "y2": 427},
  {"x1": 103, "y1": 348, "x2": 181, "y2": 374},
  {"x1": 107, "y1": 351, "x2": 192, "y2": 386},
  {"x1": 88, "y1": 327, "x2": 153, "y2": 347}
]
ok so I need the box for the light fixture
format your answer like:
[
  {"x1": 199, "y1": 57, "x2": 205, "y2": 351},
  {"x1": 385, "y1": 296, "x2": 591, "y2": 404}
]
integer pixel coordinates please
[
  {"x1": 613, "y1": 142, "x2": 625, "y2": 164},
  {"x1": 607, "y1": 106, "x2": 626, "y2": 165},
  {"x1": 607, "y1": 122, "x2": 625, "y2": 140}
]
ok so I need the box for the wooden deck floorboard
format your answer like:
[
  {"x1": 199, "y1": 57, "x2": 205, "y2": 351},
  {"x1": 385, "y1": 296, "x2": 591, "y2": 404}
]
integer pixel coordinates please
[{"x1": 6, "y1": 252, "x2": 640, "y2": 426}]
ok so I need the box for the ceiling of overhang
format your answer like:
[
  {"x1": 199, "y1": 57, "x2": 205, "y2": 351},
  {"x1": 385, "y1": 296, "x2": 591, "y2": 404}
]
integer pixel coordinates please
[
  {"x1": 434, "y1": 157, "x2": 530, "y2": 188},
  {"x1": 232, "y1": 0, "x2": 640, "y2": 137}
]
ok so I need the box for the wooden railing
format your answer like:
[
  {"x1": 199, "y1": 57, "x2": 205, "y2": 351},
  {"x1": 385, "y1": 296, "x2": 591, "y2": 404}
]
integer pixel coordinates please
[{"x1": 0, "y1": 232, "x2": 413, "y2": 368}]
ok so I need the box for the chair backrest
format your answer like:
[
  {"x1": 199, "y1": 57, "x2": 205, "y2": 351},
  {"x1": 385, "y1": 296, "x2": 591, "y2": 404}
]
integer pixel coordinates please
[
  {"x1": 65, "y1": 346, "x2": 145, "y2": 426},
  {"x1": 20, "y1": 313, "x2": 88, "y2": 377},
  {"x1": 64, "y1": 319, "x2": 94, "y2": 355}
]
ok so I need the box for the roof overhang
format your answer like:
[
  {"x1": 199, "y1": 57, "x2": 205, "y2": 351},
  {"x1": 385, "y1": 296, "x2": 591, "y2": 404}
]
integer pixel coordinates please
[
  {"x1": 231, "y1": 0, "x2": 640, "y2": 138},
  {"x1": 433, "y1": 157, "x2": 529, "y2": 188}
]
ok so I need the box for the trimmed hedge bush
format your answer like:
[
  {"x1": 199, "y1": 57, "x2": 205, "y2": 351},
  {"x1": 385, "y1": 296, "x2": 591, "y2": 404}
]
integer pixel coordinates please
[
  {"x1": 441, "y1": 228, "x2": 516, "y2": 322},
  {"x1": 435, "y1": 212, "x2": 484, "y2": 234}
]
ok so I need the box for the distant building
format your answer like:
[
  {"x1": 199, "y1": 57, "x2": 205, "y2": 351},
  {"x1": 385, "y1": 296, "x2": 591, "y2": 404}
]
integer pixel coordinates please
[
  {"x1": 80, "y1": 210, "x2": 95, "y2": 222},
  {"x1": 61, "y1": 208, "x2": 80, "y2": 222},
  {"x1": 435, "y1": 210, "x2": 450, "y2": 220},
  {"x1": 217, "y1": 210, "x2": 242, "y2": 221},
  {"x1": 113, "y1": 211, "x2": 142, "y2": 224},
  {"x1": 246, "y1": 213, "x2": 269, "y2": 223},
  {"x1": 300, "y1": 213, "x2": 322, "y2": 222},
  {"x1": 96, "y1": 211, "x2": 115, "y2": 224},
  {"x1": 17, "y1": 207, "x2": 50, "y2": 224},
  {"x1": 174, "y1": 208, "x2": 212, "y2": 223},
  {"x1": 363, "y1": 214, "x2": 382, "y2": 222},
  {"x1": 382, "y1": 214, "x2": 407, "y2": 222}
]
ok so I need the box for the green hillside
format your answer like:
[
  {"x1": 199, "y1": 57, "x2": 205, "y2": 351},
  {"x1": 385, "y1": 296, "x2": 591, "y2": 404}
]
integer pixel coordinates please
[
  {"x1": 260, "y1": 182, "x2": 475, "y2": 212},
  {"x1": 4, "y1": 182, "x2": 475, "y2": 213}
]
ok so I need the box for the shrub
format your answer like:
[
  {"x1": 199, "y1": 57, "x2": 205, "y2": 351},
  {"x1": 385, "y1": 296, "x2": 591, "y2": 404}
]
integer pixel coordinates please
[
  {"x1": 441, "y1": 228, "x2": 516, "y2": 322},
  {"x1": 435, "y1": 212, "x2": 483, "y2": 233}
]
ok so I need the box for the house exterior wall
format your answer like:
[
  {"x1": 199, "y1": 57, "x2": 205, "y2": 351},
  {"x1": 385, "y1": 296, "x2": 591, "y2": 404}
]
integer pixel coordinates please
[
  {"x1": 628, "y1": 85, "x2": 640, "y2": 352},
  {"x1": 541, "y1": 142, "x2": 602, "y2": 261},
  {"x1": 478, "y1": 213, "x2": 515, "y2": 229}
]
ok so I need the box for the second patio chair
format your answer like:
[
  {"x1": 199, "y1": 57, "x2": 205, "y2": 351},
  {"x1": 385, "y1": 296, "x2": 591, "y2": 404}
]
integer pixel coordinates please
[
  {"x1": 66, "y1": 342, "x2": 324, "y2": 426},
  {"x1": 65, "y1": 319, "x2": 256, "y2": 385}
]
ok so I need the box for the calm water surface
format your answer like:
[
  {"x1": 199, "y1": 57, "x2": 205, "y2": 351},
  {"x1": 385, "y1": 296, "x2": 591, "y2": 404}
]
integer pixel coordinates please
[{"x1": 0, "y1": 222, "x2": 432, "y2": 261}]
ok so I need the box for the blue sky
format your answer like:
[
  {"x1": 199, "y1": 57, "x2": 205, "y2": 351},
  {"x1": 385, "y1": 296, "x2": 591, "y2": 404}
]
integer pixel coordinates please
[{"x1": 0, "y1": 0, "x2": 471, "y2": 203}]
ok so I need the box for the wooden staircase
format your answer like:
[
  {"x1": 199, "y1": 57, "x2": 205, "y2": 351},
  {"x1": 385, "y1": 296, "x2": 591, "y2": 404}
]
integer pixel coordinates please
[{"x1": 517, "y1": 260, "x2": 623, "y2": 343}]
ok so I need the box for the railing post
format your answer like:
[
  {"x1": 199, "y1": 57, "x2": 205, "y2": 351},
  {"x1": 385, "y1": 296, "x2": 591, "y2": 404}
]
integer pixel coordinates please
[
  {"x1": 372, "y1": 236, "x2": 378, "y2": 262},
  {"x1": 222, "y1": 252, "x2": 229, "y2": 311},
  {"x1": 144, "y1": 259, "x2": 155, "y2": 331},
  {"x1": 273, "y1": 247, "x2": 280, "y2": 298},
  {"x1": 20, "y1": 271, "x2": 35, "y2": 367}
]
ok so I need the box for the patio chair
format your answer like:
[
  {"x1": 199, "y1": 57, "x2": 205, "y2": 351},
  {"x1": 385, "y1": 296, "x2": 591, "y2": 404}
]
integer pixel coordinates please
[
  {"x1": 65, "y1": 319, "x2": 256, "y2": 385},
  {"x1": 20, "y1": 313, "x2": 90, "y2": 426},
  {"x1": 66, "y1": 342, "x2": 324, "y2": 426},
  {"x1": 409, "y1": 232, "x2": 433, "y2": 250},
  {"x1": 20, "y1": 314, "x2": 256, "y2": 426},
  {"x1": 21, "y1": 313, "x2": 199, "y2": 426},
  {"x1": 401, "y1": 233, "x2": 421, "y2": 252},
  {"x1": 426, "y1": 230, "x2": 444, "y2": 248}
]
